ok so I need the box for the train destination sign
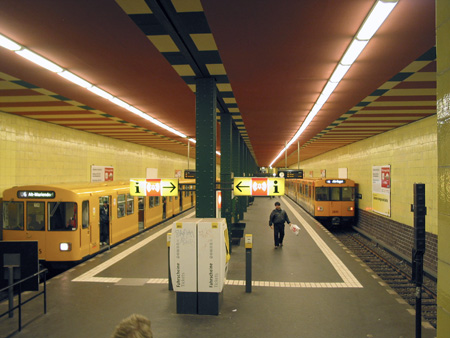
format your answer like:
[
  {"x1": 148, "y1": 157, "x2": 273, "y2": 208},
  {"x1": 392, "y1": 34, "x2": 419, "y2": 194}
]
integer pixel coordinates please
[
  {"x1": 234, "y1": 177, "x2": 285, "y2": 196},
  {"x1": 130, "y1": 179, "x2": 179, "y2": 197},
  {"x1": 325, "y1": 179, "x2": 346, "y2": 184},
  {"x1": 17, "y1": 191, "x2": 55, "y2": 199}
]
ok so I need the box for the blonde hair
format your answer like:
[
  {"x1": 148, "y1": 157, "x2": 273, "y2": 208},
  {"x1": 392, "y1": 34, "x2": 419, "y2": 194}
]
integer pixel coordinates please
[{"x1": 112, "y1": 314, "x2": 153, "y2": 338}]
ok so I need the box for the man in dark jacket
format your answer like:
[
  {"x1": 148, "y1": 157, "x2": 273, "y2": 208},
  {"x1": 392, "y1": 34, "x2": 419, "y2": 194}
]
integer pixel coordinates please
[{"x1": 269, "y1": 201, "x2": 291, "y2": 248}]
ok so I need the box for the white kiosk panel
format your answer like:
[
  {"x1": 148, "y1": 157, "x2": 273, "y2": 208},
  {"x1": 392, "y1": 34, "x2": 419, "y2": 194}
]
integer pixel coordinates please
[
  {"x1": 197, "y1": 218, "x2": 228, "y2": 292},
  {"x1": 170, "y1": 218, "x2": 199, "y2": 292}
]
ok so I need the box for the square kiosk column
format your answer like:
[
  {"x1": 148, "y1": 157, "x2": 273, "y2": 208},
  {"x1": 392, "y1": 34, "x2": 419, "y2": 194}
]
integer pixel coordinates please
[
  {"x1": 170, "y1": 218, "x2": 229, "y2": 315},
  {"x1": 197, "y1": 218, "x2": 229, "y2": 315},
  {"x1": 170, "y1": 218, "x2": 199, "y2": 314}
]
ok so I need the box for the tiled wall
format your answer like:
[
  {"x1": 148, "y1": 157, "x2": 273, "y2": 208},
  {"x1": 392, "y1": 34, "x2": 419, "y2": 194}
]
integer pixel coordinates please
[
  {"x1": 296, "y1": 115, "x2": 438, "y2": 235},
  {"x1": 437, "y1": 0, "x2": 450, "y2": 335},
  {"x1": 0, "y1": 112, "x2": 196, "y2": 197}
]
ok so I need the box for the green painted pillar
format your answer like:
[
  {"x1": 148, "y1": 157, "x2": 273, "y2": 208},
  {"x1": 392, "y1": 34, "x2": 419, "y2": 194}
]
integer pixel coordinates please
[
  {"x1": 220, "y1": 113, "x2": 232, "y2": 226},
  {"x1": 239, "y1": 137, "x2": 245, "y2": 219},
  {"x1": 195, "y1": 78, "x2": 217, "y2": 218},
  {"x1": 232, "y1": 126, "x2": 240, "y2": 222}
]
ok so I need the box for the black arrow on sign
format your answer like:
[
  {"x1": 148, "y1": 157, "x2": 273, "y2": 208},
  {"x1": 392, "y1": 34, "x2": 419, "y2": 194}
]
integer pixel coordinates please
[
  {"x1": 236, "y1": 181, "x2": 250, "y2": 192},
  {"x1": 163, "y1": 181, "x2": 176, "y2": 193}
]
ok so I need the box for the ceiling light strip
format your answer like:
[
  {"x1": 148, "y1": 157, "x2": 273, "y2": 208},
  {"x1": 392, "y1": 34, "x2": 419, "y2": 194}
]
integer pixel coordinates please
[
  {"x1": 0, "y1": 32, "x2": 197, "y2": 144},
  {"x1": 269, "y1": 0, "x2": 398, "y2": 167}
]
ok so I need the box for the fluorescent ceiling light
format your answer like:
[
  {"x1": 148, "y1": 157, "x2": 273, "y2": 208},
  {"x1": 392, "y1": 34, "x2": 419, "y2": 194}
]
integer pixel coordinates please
[
  {"x1": 341, "y1": 39, "x2": 368, "y2": 65},
  {"x1": 0, "y1": 34, "x2": 21, "y2": 50},
  {"x1": 16, "y1": 48, "x2": 63, "y2": 72},
  {"x1": 269, "y1": 0, "x2": 398, "y2": 167},
  {"x1": 109, "y1": 97, "x2": 130, "y2": 109},
  {"x1": 1, "y1": 33, "x2": 204, "y2": 154},
  {"x1": 321, "y1": 81, "x2": 339, "y2": 98},
  {"x1": 88, "y1": 86, "x2": 113, "y2": 100},
  {"x1": 58, "y1": 70, "x2": 92, "y2": 88},
  {"x1": 357, "y1": 1, "x2": 398, "y2": 40},
  {"x1": 330, "y1": 64, "x2": 351, "y2": 83}
]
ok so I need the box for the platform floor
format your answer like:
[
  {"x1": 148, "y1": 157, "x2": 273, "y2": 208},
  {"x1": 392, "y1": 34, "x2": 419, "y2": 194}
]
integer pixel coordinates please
[{"x1": 1, "y1": 196, "x2": 436, "y2": 338}]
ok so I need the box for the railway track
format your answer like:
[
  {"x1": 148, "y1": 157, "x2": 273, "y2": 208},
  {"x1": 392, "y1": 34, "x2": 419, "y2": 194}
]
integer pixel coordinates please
[{"x1": 333, "y1": 229, "x2": 437, "y2": 329}]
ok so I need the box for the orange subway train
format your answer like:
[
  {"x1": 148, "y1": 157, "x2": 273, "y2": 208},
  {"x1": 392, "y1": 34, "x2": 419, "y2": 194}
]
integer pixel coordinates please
[
  {"x1": 1, "y1": 179, "x2": 195, "y2": 265},
  {"x1": 285, "y1": 178, "x2": 356, "y2": 227}
]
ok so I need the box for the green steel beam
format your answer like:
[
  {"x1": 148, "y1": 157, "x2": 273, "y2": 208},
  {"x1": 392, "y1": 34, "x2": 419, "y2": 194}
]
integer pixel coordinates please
[{"x1": 195, "y1": 77, "x2": 217, "y2": 218}]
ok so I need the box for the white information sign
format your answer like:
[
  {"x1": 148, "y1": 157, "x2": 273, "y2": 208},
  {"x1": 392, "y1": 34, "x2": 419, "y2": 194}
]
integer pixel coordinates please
[
  {"x1": 170, "y1": 219, "x2": 199, "y2": 292},
  {"x1": 197, "y1": 218, "x2": 228, "y2": 293}
]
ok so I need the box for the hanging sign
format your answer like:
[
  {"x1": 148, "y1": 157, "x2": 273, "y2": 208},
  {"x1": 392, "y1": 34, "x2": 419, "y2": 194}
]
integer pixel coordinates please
[
  {"x1": 233, "y1": 177, "x2": 285, "y2": 196},
  {"x1": 130, "y1": 179, "x2": 178, "y2": 197}
]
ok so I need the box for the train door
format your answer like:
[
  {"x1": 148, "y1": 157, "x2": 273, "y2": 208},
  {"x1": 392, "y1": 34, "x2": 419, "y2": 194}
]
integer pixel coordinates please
[
  {"x1": 179, "y1": 190, "x2": 183, "y2": 212},
  {"x1": 80, "y1": 200, "x2": 91, "y2": 257},
  {"x1": 138, "y1": 197, "x2": 145, "y2": 231},
  {"x1": 99, "y1": 196, "x2": 111, "y2": 246},
  {"x1": 330, "y1": 187, "x2": 342, "y2": 219},
  {"x1": 162, "y1": 196, "x2": 167, "y2": 220}
]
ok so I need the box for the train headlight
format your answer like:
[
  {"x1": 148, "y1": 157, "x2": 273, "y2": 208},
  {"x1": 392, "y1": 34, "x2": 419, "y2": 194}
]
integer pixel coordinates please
[
  {"x1": 317, "y1": 206, "x2": 323, "y2": 211},
  {"x1": 60, "y1": 242, "x2": 72, "y2": 251},
  {"x1": 348, "y1": 206, "x2": 354, "y2": 211}
]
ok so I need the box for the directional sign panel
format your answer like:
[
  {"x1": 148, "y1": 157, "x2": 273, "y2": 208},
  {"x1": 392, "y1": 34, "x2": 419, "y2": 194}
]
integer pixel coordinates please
[
  {"x1": 234, "y1": 177, "x2": 285, "y2": 196},
  {"x1": 130, "y1": 179, "x2": 178, "y2": 197}
]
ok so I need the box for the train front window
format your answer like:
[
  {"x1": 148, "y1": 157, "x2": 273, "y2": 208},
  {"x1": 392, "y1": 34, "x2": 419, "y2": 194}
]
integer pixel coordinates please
[
  {"x1": 315, "y1": 187, "x2": 329, "y2": 201},
  {"x1": 331, "y1": 187, "x2": 341, "y2": 201},
  {"x1": 48, "y1": 202, "x2": 77, "y2": 231},
  {"x1": 342, "y1": 187, "x2": 355, "y2": 201},
  {"x1": 27, "y1": 202, "x2": 45, "y2": 231},
  {"x1": 2, "y1": 201, "x2": 24, "y2": 230}
]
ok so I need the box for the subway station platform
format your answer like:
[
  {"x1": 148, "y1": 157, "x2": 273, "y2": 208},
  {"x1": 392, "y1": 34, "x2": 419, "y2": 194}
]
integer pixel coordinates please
[{"x1": 1, "y1": 197, "x2": 436, "y2": 338}]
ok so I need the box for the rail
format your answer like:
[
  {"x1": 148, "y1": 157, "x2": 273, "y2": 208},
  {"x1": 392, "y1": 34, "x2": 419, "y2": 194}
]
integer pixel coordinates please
[{"x1": 0, "y1": 268, "x2": 48, "y2": 332}]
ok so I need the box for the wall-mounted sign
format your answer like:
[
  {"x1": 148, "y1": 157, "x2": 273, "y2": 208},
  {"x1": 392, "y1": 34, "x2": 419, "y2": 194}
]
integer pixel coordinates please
[
  {"x1": 91, "y1": 165, "x2": 114, "y2": 182},
  {"x1": 234, "y1": 177, "x2": 285, "y2": 196},
  {"x1": 130, "y1": 179, "x2": 179, "y2": 197},
  {"x1": 372, "y1": 165, "x2": 391, "y2": 217}
]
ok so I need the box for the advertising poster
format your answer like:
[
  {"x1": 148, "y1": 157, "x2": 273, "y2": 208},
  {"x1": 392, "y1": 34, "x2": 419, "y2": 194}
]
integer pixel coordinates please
[
  {"x1": 372, "y1": 165, "x2": 391, "y2": 217},
  {"x1": 91, "y1": 165, "x2": 114, "y2": 182}
]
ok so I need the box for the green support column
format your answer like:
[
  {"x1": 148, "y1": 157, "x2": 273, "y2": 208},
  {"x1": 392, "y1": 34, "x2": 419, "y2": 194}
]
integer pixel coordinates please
[
  {"x1": 220, "y1": 113, "x2": 232, "y2": 226},
  {"x1": 232, "y1": 127, "x2": 240, "y2": 222},
  {"x1": 195, "y1": 78, "x2": 217, "y2": 218},
  {"x1": 238, "y1": 137, "x2": 245, "y2": 219}
]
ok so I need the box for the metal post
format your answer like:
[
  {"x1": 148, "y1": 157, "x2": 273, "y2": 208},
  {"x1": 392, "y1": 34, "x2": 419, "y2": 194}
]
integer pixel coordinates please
[
  {"x1": 285, "y1": 141, "x2": 287, "y2": 169},
  {"x1": 7, "y1": 266, "x2": 14, "y2": 318},
  {"x1": 298, "y1": 141, "x2": 300, "y2": 170},
  {"x1": 245, "y1": 234, "x2": 252, "y2": 293},
  {"x1": 187, "y1": 138, "x2": 190, "y2": 170}
]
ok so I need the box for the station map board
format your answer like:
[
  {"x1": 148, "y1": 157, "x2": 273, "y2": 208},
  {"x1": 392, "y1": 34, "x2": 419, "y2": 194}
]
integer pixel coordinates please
[
  {"x1": 233, "y1": 177, "x2": 285, "y2": 196},
  {"x1": 130, "y1": 179, "x2": 178, "y2": 197}
]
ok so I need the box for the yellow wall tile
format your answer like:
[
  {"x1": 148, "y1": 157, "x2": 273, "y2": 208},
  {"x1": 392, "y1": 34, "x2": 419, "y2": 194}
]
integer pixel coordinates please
[
  {"x1": 293, "y1": 116, "x2": 438, "y2": 234},
  {"x1": 0, "y1": 112, "x2": 201, "y2": 198}
]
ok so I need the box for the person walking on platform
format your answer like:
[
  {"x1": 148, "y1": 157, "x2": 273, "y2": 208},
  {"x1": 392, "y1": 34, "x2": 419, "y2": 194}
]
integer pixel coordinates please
[{"x1": 269, "y1": 201, "x2": 291, "y2": 249}]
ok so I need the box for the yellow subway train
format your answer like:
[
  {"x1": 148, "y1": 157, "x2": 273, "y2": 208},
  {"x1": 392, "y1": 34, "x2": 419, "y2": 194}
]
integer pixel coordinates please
[
  {"x1": 285, "y1": 178, "x2": 356, "y2": 226},
  {"x1": 1, "y1": 179, "x2": 195, "y2": 264}
]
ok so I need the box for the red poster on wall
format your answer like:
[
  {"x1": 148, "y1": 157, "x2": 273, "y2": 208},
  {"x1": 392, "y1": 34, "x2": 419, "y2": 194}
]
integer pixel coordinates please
[
  {"x1": 104, "y1": 167, "x2": 114, "y2": 181},
  {"x1": 381, "y1": 166, "x2": 390, "y2": 188}
]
